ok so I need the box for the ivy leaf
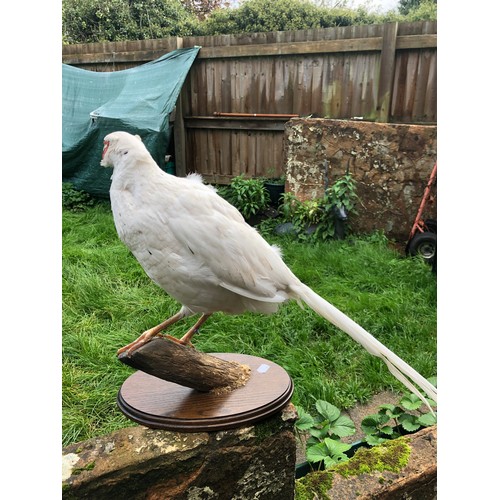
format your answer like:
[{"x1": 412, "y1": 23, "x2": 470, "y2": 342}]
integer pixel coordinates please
[
  {"x1": 330, "y1": 415, "x2": 356, "y2": 438},
  {"x1": 315, "y1": 400, "x2": 341, "y2": 423}
]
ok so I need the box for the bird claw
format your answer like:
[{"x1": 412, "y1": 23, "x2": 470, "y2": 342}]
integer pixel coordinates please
[
  {"x1": 117, "y1": 340, "x2": 146, "y2": 357},
  {"x1": 117, "y1": 332, "x2": 155, "y2": 356}
]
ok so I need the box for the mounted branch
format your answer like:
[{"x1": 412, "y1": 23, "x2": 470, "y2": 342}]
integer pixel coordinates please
[{"x1": 117, "y1": 337, "x2": 251, "y2": 392}]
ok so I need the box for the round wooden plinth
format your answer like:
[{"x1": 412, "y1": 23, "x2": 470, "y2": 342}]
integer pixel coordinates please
[{"x1": 117, "y1": 353, "x2": 293, "y2": 432}]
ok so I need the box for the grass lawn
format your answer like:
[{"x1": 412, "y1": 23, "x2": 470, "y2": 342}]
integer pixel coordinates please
[{"x1": 62, "y1": 203, "x2": 436, "y2": 447}]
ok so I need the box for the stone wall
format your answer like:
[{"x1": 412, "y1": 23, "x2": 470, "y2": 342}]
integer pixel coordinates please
[
  {"x1": 284, "y1": 119, "x2": 437, "y2": 243},
  {"x1": 62, "y1": 404, "x2": 297, "y2": 500}
]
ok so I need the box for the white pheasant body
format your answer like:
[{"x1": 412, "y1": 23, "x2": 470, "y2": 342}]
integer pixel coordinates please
[
  {"x1": 101, "y1": 131, "x2": 437, "y2": 407},
  {"x1": 107, "y1": 141, "x2": 296, "y2": 316}
]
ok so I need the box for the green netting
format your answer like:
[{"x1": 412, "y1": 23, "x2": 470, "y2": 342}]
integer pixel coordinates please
[{"x1": 62, "y1": 47, "x2": 200, "y2": 197}]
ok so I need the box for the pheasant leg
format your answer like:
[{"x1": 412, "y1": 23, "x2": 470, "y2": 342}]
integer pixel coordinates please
[
  {"x1": 177, "y1": 313, "x2": 212, "y2": 345},
  {"x1": 117, "y1": 311, "x2": 186, "y2": 355}
]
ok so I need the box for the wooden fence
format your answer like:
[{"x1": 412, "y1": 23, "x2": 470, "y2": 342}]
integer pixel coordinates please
[{"x1": 62, "y1": 21, "x2": 437, "y2": 183}]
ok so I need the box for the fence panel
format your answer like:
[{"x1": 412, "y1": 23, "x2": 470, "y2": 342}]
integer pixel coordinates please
[{"x1": 62, "y1": 21, "x2": 436, "y2": 183}]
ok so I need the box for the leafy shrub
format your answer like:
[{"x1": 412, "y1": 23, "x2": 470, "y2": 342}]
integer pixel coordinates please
[
  {"x1": 220, "y1": 175, "x2": 270, "y2": 220},
  {"x1": 402, "y1": 0, "x2": 437, "y2": 21},
  {"x1": 62, "y1": 183, "x2": 96, "y2": 212},
  {"x1": 62, "y1": 0, "x2": 199, "y2": 44},
  {"x1": 200, "y1": 0, "x2": 382, "y2": 35},
  {"x1": 279, "y1": 173, "x2": 358, "y2": 241},
  {"x1": 63, "y1": 0, "x2": 436, "y2": 44}
]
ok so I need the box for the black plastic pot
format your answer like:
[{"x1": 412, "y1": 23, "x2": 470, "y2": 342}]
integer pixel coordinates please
[
  {"x1": 295, "y1": 440, "x2": 367, "y2": 479},
  {"x1": 264, "y1": 181, "x2": 285, "y2": 208}
]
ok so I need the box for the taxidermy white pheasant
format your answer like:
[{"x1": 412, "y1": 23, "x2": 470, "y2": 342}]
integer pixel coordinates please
[{"x1": 101, "y1": 131, "x2": 437, "y2": 409}]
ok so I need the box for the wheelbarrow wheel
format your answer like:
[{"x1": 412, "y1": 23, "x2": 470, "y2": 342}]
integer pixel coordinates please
[{"x1": 407, "y1": 231, "x2": 437, "y2": 265}]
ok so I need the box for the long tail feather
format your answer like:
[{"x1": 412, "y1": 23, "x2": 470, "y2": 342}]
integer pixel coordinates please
[{"x1": 290, "y1": 283, "x2": 437, "y2": 411}]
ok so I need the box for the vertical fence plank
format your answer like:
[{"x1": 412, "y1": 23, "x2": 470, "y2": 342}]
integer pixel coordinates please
[{"x1": 376, "y1": 22, "x2": 398, "y2": 122}]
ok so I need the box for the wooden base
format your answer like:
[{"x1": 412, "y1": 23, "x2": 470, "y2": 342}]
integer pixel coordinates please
[{"x1": 117, "y1": 353, "x2": 293, "y2": 432}]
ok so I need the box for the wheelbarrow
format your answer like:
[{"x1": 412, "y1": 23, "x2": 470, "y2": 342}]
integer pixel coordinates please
[{"x1": 406, "y1": 163, "x2": 437, "y2": 270}]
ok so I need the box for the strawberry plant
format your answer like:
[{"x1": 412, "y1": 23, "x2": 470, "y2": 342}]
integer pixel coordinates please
[
  {"x1": 361, "y1": 379, "x2": 437, "y2": 446},
  {"x1": 295, "y1": 400, "x2": 356, "y2": 468}
]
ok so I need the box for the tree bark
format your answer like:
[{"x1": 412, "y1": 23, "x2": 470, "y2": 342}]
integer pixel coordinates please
[{"x1": 117, "y1": 337, "x2": 251, "y2": 392}]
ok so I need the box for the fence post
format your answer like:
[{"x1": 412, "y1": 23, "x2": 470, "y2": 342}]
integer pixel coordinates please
[
  {"x1": 174, "y1": 36, "x2": 188, "y2": 177},
  {"x1": 376, "y1": 22, "x2": 398, "y2": 123}
]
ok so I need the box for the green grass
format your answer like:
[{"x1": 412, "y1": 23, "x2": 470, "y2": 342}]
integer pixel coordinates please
[{"x1": 62, "y1": 204, "x2": 436, "y2": 447}]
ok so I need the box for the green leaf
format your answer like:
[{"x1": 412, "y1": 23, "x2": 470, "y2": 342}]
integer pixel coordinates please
[
  {"x1": 306, "y1": 435, "x2": 320, "y2": 447},
  {"x1": 399, "y1": 414, "x2": 421, "y2": 432},
  {"x1": 309, "y1": 427, "x2": 328, "y2": 440},
  {"x1": 378, "y1": 404, "x2": 396, "y2": 413},
  {"x1": 379, "y1": 404, "x2": 404, "y2": 419},
  {"x1": 324, "y1": 453, "x2": 349, "y2": 468},
  {"x1": 401, "y1": 420, "x2": 421, "y2": 432},
  {"x1": 330, "y1": 415, "x2": 356, "y2": 437},
  {"x1": 315, "y1": 400, "x2": 341, "y2": 422},
  {"x1": 378, "y1": 404, "x2": 404, "y2": 423},
  {"x1": 361, "y1": 415, "x2": 381, "y2": 434},
  {"x1": 400, "y1": 394, "x2": 423, "y2": 411},
  {"x1": 295, "y1": 407, "x2": 315, "y2": 431},
  {"x1": 365, "y1": 434, "x2": 387, "y2": 446},
  {"x1": 324, "y1": 438, "x2": 351, "y2": 457},
  {"x1": 323, "y1": 456, "x2": 339, "y2": 468},
  {"x1": 380, "y1": 425, "x2": 395, "y2": 436},
  {"x1": 417, "y1": 412, "x2": 437, "y2": 427},
  {"x1": 306, "y1": 442, "x2": 329, "y2": 463}
]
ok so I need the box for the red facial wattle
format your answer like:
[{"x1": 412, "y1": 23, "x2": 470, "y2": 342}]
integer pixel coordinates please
[{"x1": 102, "y1": 140, "x2": 110, "y2": 159}]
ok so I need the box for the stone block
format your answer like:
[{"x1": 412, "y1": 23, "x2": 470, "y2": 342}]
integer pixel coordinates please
[{"x1": 62, "y1": 404, "x2": 297, "y2": 499}]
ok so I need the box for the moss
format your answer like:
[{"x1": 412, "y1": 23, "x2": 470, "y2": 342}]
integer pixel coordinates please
[
  {"x1": 253, "y1": 414, "x2": 287, "y2": 443},
  {"x1": 332, "y1": 438, "x2": 411, "y2": 477},
  {"x1": 71, "y1": 461, "x2": 96, "y2": 476},
  {"x1": 295, "y1": 471, "x2": 333, "y2": 500},
  {"x1": 295, "y1": 438, "x2": 411, "y2": 498}
]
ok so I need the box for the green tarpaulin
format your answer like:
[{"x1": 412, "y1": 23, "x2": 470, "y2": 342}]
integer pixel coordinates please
[{"x1": 62, "y1": 47, "x2": 200, "y2": 197}]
